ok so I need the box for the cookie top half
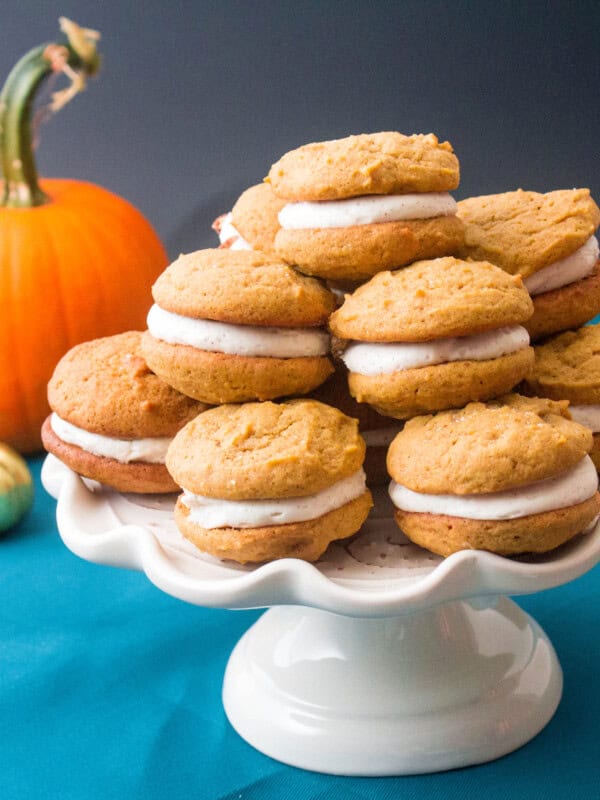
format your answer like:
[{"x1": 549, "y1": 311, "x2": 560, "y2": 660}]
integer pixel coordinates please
[
  {"x1": 231, "y1": 183, "x2": 285, "y2": 253},
  {"x1": 458, "y1": 189, "x2": 600, "y2": 278},
  {"x1": 48, "y1": 332, "x2": 207, "y2": 438},
  {"x1": 329, "y1": 257, "x2": 533, "y2": 342},
  {"x1": 525, "y1": 324, "x2": 600, "y2": 404},
  {"x1": 267, "y1": 132, "x2": 460, "y2": 201},
  {"x1": 387, "y1": 394, "x2": 592, "y2": 495},
  {"x1": 152, "y1": 249, "x2": 335, "y2": 327},
  {"x1": 166, "y1": 400, "x2": 366, "y2": 500}
]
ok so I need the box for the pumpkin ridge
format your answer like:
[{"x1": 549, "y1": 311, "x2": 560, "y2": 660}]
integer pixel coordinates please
[{"x1": 1, "y1": 217, "x2": 30, "y2": 439}]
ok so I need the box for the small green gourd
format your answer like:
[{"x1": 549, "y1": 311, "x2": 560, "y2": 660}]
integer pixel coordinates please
[{"x1": 0, "y1": 443, "x2": 33, "y2": 531}]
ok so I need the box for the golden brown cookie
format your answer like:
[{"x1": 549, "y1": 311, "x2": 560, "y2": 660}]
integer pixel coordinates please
[
  {"x1": 267, "y1": 132, "x2": 460, "y2": 200},
  {"x1": 167, "y1": 400, "x2": 366, "y2": 499},
  {"x1": 143, "y1": 249, "x2": 335, "y2": 404},
  {"x1": 329, "y1": 258, "x2": 533, "y2": 341},
  {"x1": 525, "y1": 262, "x2": 600, "y2": 340},
  {"x1": 212, "y1": 183, "x2": 285, "y2": 253},
  {"x1": 457, "y1": 189, "x2": 600, "y2": 339},
  {"x1": 166, "y1": 400, "x2": 373, "y2": 563},
  {"x1": 387, "y1": 395, "x2": 590, "y2": 495},
  {"x1": 229, "y1": 183, "x2": 285, "y2": 252},
  {"x1": 275, "y1": 215, "x2": 465, "y2": 282},
  {"x1": 46, "y1": 332, "x2": 205, "y2": 438},
  {"x1": 522, "y1": 325, "x2": 600, "y2": 472},
  {"x1": 151, "y1": 249, "x2": 335, "y2": 326},
  {"x1": 142, "y1": 336, "x2": 333, "y2": 405},
  {"x1": 269, "y1": 132, "x2": 463, "y2": 281},
  {"x1": 394, "y1": 496, "x2": 600, "y2": 558},
  {"x1": 42, "y1": 332, "x2": 206, "y2": 493},
  {"x1": 457, "y1": 189, "x2": 600, "y2": 278},
  {"x1": 42, "y1": 418, "x2": 180, "y2": 493},
  {"x1": 351, "y1": 348, "x2": 534, "y2": 420},
  {"x1": 330, "y1": 258, "x2": 534, "y2": 419},
  {"x1": 387, "y1": 394, "x2": 599, "y2": 556},
  {"x1": 524, "y1": 324, "x2": 600, "y2": 403},
  {"x1": 174, "y1": 491, "x2": 373, "y2": 563}
]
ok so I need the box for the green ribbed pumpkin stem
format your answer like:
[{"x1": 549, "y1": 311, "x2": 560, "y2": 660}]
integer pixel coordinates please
[{"x1": 0, "y1": 18, "x2": 101, "y2": 208}]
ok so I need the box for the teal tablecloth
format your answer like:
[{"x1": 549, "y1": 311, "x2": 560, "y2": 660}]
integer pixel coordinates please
[{"x1": 1, "y1": 457, "x2": 599, "y2": 799}]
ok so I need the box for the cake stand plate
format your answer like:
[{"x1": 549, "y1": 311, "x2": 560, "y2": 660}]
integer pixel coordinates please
[{"x1": 42, "y1": 455, "x2": 600, "y2": 775}]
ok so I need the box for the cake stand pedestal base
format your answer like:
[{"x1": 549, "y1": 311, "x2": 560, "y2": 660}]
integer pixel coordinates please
[{"x1": 223, "y1": 596, "x2": 562, "y2": 775}]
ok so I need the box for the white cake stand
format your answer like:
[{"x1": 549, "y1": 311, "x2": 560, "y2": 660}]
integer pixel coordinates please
[{"x1": 42, "y1": 454, "x2": 600, "y2": 776}]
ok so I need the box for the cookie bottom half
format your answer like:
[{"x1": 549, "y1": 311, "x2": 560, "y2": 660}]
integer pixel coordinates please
[
  {"x1": 275, "y1": 216, "x2": 464, "y2": 282},
  {"x1": 174, "y1": 489, "x2": 373, "y2": 563},
  {"x1": 526, "y1": 262, "x2": 600, "y2": 341},
  {"x1": 395, "y1": 492, "x2": 600, "y2": 557},
  {"x1": 142, "y1": 333, "x2": 334, "y2": 404},
  {"x1": 348, "y1": 347, "x2": 534, "y2": 419},
  {"x1": 41, "y1": 417, "x2": 179, "y2": 494}
]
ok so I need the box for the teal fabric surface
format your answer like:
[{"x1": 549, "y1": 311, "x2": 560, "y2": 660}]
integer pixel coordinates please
[{"x1": 1, "y1": 457, "x2": 599, "y2": 799}]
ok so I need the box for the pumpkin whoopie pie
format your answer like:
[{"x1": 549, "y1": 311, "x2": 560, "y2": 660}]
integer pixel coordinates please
[
  {"x1": 166, "y1": 400, "x2": 373, "y2": 563},
  {"x1": 457, "y1": 189, "x2": 600, "y2": 340},
  {"x1": 42, "y1": 332, "x2": 207, "y2": 493},
  {"x1": 268, "y1": 131, "x2": 465, "y2": 282},
  {"x1": 387, "y1": 395, "x2": 600, "y2": 557},
  {"x1": 329, "y1": 257, "x2": 534, "y2": 419},
  {"x1": 142, "y1": 249, "x2": 336, "y2": 405},
  {"x1": 523, "y1": 324, "x2": 600, "y2": 471},
  {"x1": 212, "y1": 182, "x2": 285, "y2": 253}
]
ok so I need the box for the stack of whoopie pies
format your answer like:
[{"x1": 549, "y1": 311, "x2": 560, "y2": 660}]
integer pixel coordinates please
[{"x1": 43, "y1": 131, "x2": 600, "y2": 563}]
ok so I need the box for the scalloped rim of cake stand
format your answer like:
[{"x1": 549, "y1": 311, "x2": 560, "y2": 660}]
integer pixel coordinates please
[{"x1": 42, "y1": 455, "x2": 600, "y2": 618}]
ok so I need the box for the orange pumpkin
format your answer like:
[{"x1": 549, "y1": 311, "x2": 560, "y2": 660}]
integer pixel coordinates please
[{"x1": 0, "y1": 20, "x2": 168, "y2": 452}]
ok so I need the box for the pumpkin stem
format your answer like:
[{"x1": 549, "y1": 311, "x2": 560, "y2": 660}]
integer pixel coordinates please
[{"x1": 0, "y1": 18, "x2": 101, "y2": 208}]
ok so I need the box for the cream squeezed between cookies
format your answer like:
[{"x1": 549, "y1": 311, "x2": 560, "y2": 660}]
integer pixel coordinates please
[
  {"x1": 213, "y1": 211, "x2": 253, "y2": 250},
  {"x1": 341, "y1": 325, "x2": 529, "y2": 376},
  {"x1": 389, "y1": 455, "x2": 598, "y2": 520},
  {"x1": 147, "y1": 304, "x2": 330, "y2": 357},
  {"x1": 50, "y1": 413, "x2": 171, "y2": 464},
  {"x1": 524, "y1": 236, "x2": 599, "y2": 296},
  {"x1": 180, "y1": 469, "x2": 367, "y2": 528},
  {"x1": 278, "y1": 192, "x2": 457, "y2": 230}
]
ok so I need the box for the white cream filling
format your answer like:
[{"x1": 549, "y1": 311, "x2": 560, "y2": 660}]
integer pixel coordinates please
[
  {"x1": 524, "y1": 236, "x2": 599, "y2": 296},
  {"x1": 362, "y1": 426, "x2": 404, "y2": 447},
  {"x1": 389, "y1": 456, "x2": 598, "y2": 521},
  {"x1": 180, "y1": 469, "x2": 367, "y2": 529},
  {"x1": 568, "y1": 404, "x2": 600, "y2": 433},
  {"x1": 341, "y1": 325, "x2": 529, "y2": 377},
  {"x1": 50, "y1": 413, "x2": 171, "y2": 464},
  {"x1": 147, "y1": 304, "x2": 330, "y2": 358},
  {"x1": 214, "y1": 211, "x2": 253, "y2": 250},
  {"x1": 278, "y1": 192, "x2": 457, "y2": 230}
]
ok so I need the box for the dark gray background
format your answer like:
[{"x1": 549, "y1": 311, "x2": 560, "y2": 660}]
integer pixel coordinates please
[{"x1": 3, "y1": 1, "x2": 599, "y2": 258}]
